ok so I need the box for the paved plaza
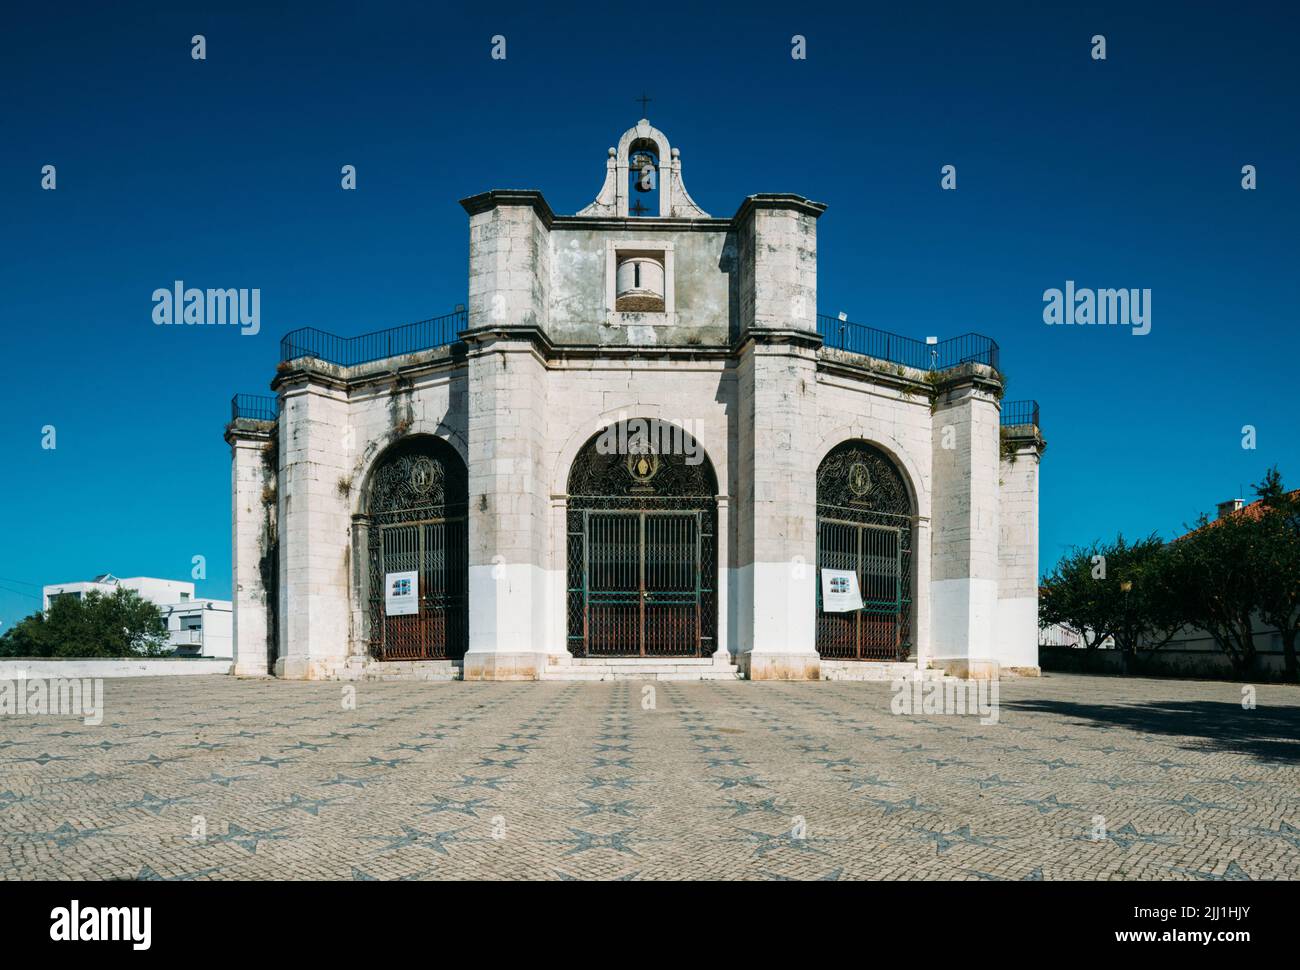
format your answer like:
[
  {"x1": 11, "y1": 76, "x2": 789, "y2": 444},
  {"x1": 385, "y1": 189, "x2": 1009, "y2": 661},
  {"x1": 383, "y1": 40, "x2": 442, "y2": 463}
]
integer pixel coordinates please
[{"x1": 1, "y1": 673, "x2": 1298, "y2": 880}]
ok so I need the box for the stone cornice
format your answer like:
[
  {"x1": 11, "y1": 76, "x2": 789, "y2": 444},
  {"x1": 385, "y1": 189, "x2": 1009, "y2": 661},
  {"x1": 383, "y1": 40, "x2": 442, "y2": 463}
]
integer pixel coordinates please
[
  {"x1": 458, "y1": 323, "x2": 554, "y2": 356},
  {"x1": 548, "y1": 344, "x2": 734, "y2": 365},
  {"x1": 736, "y1": 326, "x2": 824, "y2": 353},
  {"x1": 272, "y1": 347, "x2": 467, "y2": 394},
  {"x1": 224, "y1": 419, "x2": 275, "y2": 446},
  {"x1": 732, "y1": 193, "x2": 828, "y2": 225},
  {"x1": 459, "y1": 190, "x2": 556, "y2": 228},
  {"x1": 550, "y1": 215, "x2": 732, "y2": 232},
  {"x1": 257, "y1": 329, "x2": 1007, "y2": 404},
  {"x1": 1002, "y1": 427, "x2": 1048, "y2": 457},
  {"x1": 817, "y1": 354, "x2": 934, "y2": 395}
]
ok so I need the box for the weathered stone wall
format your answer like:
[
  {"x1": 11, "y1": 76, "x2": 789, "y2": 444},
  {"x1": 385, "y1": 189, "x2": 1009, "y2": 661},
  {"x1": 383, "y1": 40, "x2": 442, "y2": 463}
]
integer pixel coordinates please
[
  {"x1": 744, "y1": 204, "x2": 819, "y2": 332},
  {"x1": 466, "y1": 201, "x2": 550, "y2": 332},
  {"x1": 548, "y1": 225, "x2": 732, "y2": 346}
]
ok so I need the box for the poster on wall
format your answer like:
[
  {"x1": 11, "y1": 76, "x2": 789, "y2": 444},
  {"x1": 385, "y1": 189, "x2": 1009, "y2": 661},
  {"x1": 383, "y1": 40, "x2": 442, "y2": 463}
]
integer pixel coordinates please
[
  {"x1": 820, "y1": 569, "x2": 863, "y2": 613},
  {"x1": 385, "y1": 571, "x2": 419, "y2": 616}
]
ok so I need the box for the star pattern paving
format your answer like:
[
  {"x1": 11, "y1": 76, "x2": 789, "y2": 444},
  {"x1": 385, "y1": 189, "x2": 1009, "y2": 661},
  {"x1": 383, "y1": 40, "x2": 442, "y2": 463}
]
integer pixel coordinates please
[{"x1": 0, "y1": 673, "x2": 1297, "y2": 880}]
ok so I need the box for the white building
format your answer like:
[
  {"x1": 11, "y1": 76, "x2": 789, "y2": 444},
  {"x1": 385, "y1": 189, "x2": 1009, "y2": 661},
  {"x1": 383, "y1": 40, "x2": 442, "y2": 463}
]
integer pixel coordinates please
[
  {"x1": 160, "y1": 600, "x2": 233, "y2": 659},
  {"x1": 42, "y1": 574, "x2": 233, "y2": 659},
  {"x1": 43, "y1": 574, "x2": 195, "y2": 611},
  {"x1": 226, "y1": 117, "x2": 1045, "y2": 682}
]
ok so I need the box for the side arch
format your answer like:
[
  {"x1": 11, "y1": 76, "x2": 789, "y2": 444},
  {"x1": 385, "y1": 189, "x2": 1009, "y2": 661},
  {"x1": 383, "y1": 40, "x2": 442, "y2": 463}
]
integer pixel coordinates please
[
  {"x1": 814, "y1": 438, "x2": 917, "y2": 662},
  {"x1": 357, "y1": 434, "x2": 469, "y2": 661}
]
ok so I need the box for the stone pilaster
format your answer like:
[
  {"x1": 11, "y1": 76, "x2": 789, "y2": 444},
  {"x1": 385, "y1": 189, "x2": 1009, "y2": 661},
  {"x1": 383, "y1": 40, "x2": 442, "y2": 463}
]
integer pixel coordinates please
[
  {"x1": 732, "y1": 194, "x2": 826, "y2": 680},
  {"x1": 226, "y1": 421, "x2": 277, "y2": 677},
  {"x1": 461, "y1": 328, "x2": 550, "y2": 680},
  {"x1": 275, "y1": 380, "x2": 352, "y2": 679},
  {"x1": 997, "y1": 426, "x2": 1046, "y2": 674},
  {"x1": 930, "y1": 375, "x2": 1002, "y2": 679},
  {"x1": 458, "y1": 190, "x2": 554, "y2": 680}
]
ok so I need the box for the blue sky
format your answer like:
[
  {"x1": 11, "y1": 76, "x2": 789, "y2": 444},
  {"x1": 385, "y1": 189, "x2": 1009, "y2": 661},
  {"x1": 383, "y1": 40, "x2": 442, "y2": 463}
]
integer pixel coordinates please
[{"x1": 1, "y1": 1, "x2": 1296, "y2": 626}]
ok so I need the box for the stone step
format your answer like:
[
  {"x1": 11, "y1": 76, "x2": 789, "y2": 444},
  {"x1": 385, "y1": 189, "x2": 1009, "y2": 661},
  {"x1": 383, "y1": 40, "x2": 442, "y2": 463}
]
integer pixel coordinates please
[
  {"x1": 542, "y1": 662, "x2": 741, "y2": 682},
  {"x1": 570, "y1": 657, "x2": 720, "y2": 666},
  {"x1": 818, "y1": 660, "x2": 946, "y2": 682},
  {"x1": 346, "y1": 659, "x2": 461, "y2": 682}
]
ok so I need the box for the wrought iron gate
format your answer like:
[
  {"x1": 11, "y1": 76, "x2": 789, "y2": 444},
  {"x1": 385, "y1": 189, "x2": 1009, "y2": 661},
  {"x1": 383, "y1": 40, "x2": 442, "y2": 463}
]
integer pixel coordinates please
[
  {"x1": 566, "y1": 421, "x2": 717, "y2": 658},
  {"x1": 366, "y1": 437, "x2": 468, "y2": 660},
  {"x1": 575, "y1": 509, "x2": 706, "y2": 656},
  {"x1": 815, "y1": 441, "x2": 914, "y2": 661}
]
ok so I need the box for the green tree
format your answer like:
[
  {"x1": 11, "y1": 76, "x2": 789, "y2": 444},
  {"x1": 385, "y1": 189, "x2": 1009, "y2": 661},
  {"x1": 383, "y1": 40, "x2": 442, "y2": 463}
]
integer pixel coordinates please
[
  {"x1": 1039, "y1": 533, "x2": 1185, "y2": 668},
  {"x1": 1247, "y1": 469, "x2": 1300, "y2": 683},
  {"x1": 1039, "y1": 539, "x2": 1116, "y2": 650},
  {"x1": 1158, "y1": 511, "x2": 1261, "y2": 679},
  {"x1": 0, "y1": 589, "x2": 169, "y2": 658}
]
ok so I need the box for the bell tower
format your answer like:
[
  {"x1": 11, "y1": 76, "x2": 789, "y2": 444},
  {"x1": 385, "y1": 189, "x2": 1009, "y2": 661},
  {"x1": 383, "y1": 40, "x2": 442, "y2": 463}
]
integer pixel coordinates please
[{"x1": 578, "y1": 117, "x2": 709, "y2": 218}]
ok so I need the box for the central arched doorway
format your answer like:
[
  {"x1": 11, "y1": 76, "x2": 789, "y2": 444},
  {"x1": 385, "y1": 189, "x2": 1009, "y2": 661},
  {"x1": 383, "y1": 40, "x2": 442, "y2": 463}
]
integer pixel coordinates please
[
  {"x1": 365, "y1": 436, "x2": 468, "y2": 661},
  {"x1": 566, "y1": 419, "x2": 718, "y2": 658},
  {"x1": 815, "y1": 440, "x2": 914, "y2": 661}
]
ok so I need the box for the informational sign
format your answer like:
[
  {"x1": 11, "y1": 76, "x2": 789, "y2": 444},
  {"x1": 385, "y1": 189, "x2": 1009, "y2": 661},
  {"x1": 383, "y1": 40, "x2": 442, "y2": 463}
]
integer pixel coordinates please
[
  {"x1": 820, "y1": 569, "x2": 863, "y2": 613},
  {"x1": 384, "y1": 571, "x2": 419, "y2": 616}
]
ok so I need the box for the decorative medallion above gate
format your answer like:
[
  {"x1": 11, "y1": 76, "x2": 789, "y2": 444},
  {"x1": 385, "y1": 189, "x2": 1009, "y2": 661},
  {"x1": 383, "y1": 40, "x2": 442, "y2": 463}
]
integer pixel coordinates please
[
  {"x1": 365, "y1": 436, "x2": 468, "y2": 662},
  {"x1": 815, "y1": 441, "x2": 914, "y2": 662},
  {"x1": 566, "y1": 420, "x2": 718, "y2": 658}
]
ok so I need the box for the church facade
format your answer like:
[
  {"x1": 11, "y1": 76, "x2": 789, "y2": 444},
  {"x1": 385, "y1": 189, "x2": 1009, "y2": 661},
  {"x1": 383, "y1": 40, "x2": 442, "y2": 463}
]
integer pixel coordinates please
[{"x1": 225, "y1": 118, "x2": 1045, "y2": 682}]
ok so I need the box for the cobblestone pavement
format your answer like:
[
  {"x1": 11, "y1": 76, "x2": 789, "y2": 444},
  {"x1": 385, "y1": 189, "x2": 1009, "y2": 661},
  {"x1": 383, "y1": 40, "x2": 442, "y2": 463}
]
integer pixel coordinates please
[{"x1": 2, "y1": 673, "x2": 1298, "y2": 880}]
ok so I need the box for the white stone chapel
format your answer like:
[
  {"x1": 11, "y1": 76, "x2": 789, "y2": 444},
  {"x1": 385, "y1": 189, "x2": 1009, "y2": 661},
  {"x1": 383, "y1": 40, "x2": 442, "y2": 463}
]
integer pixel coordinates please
[{"x1": 225, "y1": 118, "x2": 1045, "y2": 682}]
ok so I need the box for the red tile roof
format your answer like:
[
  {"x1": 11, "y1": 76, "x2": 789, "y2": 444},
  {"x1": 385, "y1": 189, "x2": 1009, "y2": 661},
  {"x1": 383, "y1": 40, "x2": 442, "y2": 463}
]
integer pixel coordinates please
[{"x1": 1179, "y1": 490, "x2": 1300, "y2": 539}]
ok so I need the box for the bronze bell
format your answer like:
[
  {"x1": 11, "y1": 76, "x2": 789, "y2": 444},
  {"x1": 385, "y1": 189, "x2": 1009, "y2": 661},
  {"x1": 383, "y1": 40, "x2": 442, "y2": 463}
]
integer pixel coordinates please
[{"x1": 630, "y1": 151, "x2": 656, "y2": 192}]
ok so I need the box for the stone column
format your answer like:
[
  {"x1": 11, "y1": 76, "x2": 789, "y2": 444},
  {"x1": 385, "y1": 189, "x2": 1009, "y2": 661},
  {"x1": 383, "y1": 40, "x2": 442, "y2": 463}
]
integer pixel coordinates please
[
  {"x1": 548, "y1": 495, "x2": 572, "y2": 666},
  {"x1": 911, "y1": 515, "x2": 932, "y2": 673},
  {"x1": 930, "y1": 376, "x2": 1002, "y2": 679},
  {"x1": 713, "y1": 495, "x2": 731, "y2": 666},
  {"x1": 227, "y1": 422, "x2": 276, "y2": 677},
  {"x1": 276, "y1": 379, "x2": 352, "y2": 679},
  {"x1": 731, "y1": 194, "x2": 826, "y2": 680}
]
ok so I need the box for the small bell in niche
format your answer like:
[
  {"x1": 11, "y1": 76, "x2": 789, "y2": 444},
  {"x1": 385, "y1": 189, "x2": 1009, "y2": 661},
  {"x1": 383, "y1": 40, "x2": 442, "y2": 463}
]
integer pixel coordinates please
[{"x1": 630, "y1": 150, "x2": 657, "y2": 192}]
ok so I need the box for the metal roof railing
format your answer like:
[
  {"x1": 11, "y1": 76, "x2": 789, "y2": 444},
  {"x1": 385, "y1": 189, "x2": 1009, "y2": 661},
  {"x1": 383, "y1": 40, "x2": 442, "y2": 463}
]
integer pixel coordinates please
[
  {"x1": 816, "y1": 314, "x2": 1000, "y2": 371},
  {"x1": 230, "y1": 393, "x2": 279, "y2": 422},
  {"x1": 1000, "y1": 399, "x2": 1040, "y2": 428},
  {"x1": 279, "y1": 309, "x2": 468, "y2": 367}
]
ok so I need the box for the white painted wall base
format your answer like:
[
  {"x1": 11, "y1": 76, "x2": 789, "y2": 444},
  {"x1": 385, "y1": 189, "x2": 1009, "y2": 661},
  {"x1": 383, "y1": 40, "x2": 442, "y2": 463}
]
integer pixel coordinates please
[
  {"x1": 738, "y1": 651, "x2": 821, "y2": 681},
  {"x1": 930, "y1": 577, "x2": 999, "y2": 662},
  {"x1": 743, "y1": 562, "x2": 818, "y2": 654},
  {"x1": 995, "y1": 596, "x2": 1040, "y2": 669},
  {"x1": 233, "y1": 658, "x2": 269, "y2": 678},
  {"x1": 463, "y1": 651, "x2": 548, "y2": 681}
]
